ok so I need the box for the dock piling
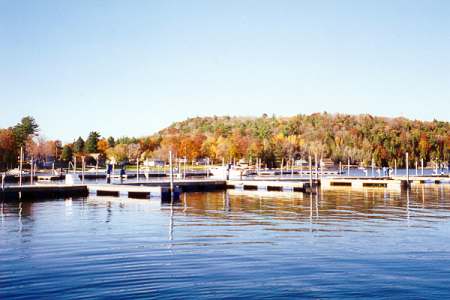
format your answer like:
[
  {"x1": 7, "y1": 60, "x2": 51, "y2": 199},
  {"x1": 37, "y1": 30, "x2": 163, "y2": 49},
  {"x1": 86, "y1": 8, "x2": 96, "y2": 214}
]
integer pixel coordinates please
[
  {"x1": 19, "y1": 146, "x2": 23, "y2": 187},
  {"x1": 421, "y1": 158, "x2": 424, "y2": 176},
  {"x1": 406, "y1": 152, "x2": 410, "y2": 187},
  {"x1": 169, "y1": 151, "x2": 174, "y2": 192},
  {"x1": 309, "y1": 155, "x2": 313, "y2": 190},
  {"x1": 347, "y1": 158, "x2": 350, "y2": 176}
]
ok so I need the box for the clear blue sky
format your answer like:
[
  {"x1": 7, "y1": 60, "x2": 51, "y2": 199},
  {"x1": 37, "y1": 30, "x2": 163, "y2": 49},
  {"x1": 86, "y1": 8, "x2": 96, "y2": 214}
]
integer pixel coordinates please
[{"x1": 1, "y1": 0, "x2": 449, "y2": 142}]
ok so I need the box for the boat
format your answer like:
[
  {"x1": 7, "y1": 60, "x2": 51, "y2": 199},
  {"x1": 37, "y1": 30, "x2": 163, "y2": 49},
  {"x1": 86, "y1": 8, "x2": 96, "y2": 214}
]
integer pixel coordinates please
[{"x1": 209, "y1": 165, "x2": 250, "y2": 179}]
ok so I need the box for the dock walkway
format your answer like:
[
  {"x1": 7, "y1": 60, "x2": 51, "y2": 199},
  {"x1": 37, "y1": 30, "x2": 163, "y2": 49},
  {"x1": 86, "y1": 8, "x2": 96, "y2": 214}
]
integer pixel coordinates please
[{"x1": 226, "y1": 179, "x2": 310, "y2": 192}]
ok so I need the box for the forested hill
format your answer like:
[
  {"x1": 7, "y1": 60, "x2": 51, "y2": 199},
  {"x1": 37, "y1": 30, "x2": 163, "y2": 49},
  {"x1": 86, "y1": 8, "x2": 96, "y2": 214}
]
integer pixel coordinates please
[
  {"x1": 2, "y1": 113, "x2": 449, "y2": 169},
  {"x1": 155, "y1": 113, "x2": 450, "y2": 167}
]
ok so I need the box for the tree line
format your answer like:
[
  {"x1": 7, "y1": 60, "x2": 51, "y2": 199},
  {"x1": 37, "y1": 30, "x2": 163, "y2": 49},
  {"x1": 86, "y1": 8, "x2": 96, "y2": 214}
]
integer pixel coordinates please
[{"x1": 1, "y1": 113, "x2": 449, "y2": 170}]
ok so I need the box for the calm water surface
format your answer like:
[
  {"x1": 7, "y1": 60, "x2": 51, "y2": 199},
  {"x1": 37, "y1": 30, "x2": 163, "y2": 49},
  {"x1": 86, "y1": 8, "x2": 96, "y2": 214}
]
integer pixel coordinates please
[{"x1": 2, "y1": 186, "x2": 450, "y2": 299}]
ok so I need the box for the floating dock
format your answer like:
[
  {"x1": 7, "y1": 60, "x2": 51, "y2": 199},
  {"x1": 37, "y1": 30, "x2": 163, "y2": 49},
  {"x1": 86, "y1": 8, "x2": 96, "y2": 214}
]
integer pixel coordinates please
[
  {"x1": 2, "y1": 174, "x2": 450, "y2": 202},
  {"x1": 226, "y1": 179, "x2": 311, "y2": 192},
  {"x1": 87, "y1": 184, "x2": 169, "y2": 199},
  {"x1": 0, "y1": 184, "x2": 88, "y2": 201},
  {"x1": 321, "y1": 177, "x2": 408, "y2": 189},
  {"x1": 37, "y1": 175, "x2": 65, "y2": 181},
  {"x1": 391, "y1": 175, "x2": 450, "y2": 185}
]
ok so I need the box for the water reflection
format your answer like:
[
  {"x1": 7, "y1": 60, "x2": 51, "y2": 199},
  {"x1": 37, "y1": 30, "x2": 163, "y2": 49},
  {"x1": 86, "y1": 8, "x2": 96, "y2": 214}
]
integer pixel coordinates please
[{"x1": 2, "y1": 185, "x2": 450, "y2": 299}]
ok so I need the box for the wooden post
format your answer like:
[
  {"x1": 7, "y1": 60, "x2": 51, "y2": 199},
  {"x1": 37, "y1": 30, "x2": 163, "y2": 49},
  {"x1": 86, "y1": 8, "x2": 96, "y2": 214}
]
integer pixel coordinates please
[
  {"x1": 406, "y1": 152, "x2": 409, "y2": 186},
  {"x1": 339, "y1": 161, "x2": 342, "y2": 175},
  {"x1": 315, "y1": 153, "x2": 318, "y2": 181},
  {"x1": 291, "y1": 157, "x2": 294, "y2": 177},
  {"x1": 1, "y1": 172, "x2": 5, "y2": 190},
  {"x1": 169, "y1": 151, "x2": 174, "y2": 192},
  {"x1": 300, "y1": 157, "x2": 303, "y2": 176},
  {"x1": 30, "y1": 158, "x2": 33, "y2": 185},
  {"x1": 394, "y1": 159, "x2": 397, "y2": 176},
  {"x1": 320, "y1": 157, "x2": 323, "y2": 179},
  {"x1": 347, "y1": 158, "x2": 350, "y2": 176},
  {"x1": 371, "y1": 158, "x2": 375, "y2": 177},
  {"x1": 415, "y1": 160, "x2": 418, "y2": 176},
  {"x1": 257, "y1": 158, "x2": 260, "y2": 176},
  {"x1": 184, "y1": 156, "x2": 187, "y2": 179},
  {"x1": 280, "y1": 157, "x2": 284, "y2": 177},
  {"x1": 421, "y1": 158, "x2": 424, "y2": 176},
  {"x1": 19, "y1": 146, "x2": 23, "y2": 187},
  {"x1": 81, "y1": 156, "x2": 85, "y2": 184},
  {"x1": 136, "y1": 159, "x2": 140, "y2": 183},
  {"x1": 435, "y1": 159, "x2": 438, "y2": 175},
  {"x1": 74, "y1": 156, "x2": 77, "y2": 174},
  {"x1": 309, "y1": 155, "x2": 313, "y2": 189}
]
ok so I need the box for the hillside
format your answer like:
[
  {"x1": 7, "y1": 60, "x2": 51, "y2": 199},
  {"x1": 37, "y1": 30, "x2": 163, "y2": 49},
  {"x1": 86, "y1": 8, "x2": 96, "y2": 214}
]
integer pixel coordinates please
[{"x1": 152, "y1": 113, "x2": 450, "y2": 167}]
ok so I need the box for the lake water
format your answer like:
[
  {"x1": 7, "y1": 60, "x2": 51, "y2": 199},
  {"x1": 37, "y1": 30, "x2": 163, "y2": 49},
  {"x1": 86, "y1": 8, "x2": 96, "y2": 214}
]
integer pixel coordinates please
[{"x1": 2, "y1": 186, "x2": 450, "y2": 299}]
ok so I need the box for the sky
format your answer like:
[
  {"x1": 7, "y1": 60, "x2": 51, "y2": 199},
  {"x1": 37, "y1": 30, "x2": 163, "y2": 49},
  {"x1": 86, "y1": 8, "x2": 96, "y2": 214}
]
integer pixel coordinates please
[{"x1": 1, "y1": 0, "x2": 449, "y2": 142}]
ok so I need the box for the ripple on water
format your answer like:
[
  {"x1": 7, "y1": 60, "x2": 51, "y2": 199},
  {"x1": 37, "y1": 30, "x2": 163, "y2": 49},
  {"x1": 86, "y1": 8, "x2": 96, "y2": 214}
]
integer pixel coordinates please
[{"x1": 2, "y1": 186, "x2": 450, "y2": 299}]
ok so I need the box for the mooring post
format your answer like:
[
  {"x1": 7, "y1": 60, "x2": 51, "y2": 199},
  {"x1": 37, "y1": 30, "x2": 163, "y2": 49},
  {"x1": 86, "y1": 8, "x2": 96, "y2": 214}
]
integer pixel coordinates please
[
  {"x1": 421, "y1": 158, "x2": 424, "y2": 176},
  {"x1": 1, "y1": 172, "x2": 5, "y2": 190},
  {"x1": 81, "y1": 156, "x2": 85, "y2": 184},
  {"x1": 406, "y1": 152, "x2": 409, "y2": 187},
  {"x1": 19, "y1": 146, "x2": 23, "y2": 187},
  {"x1": 74, "y1": 156, "x2": 77, "y2": 174},
  {"x1": 291, "y1": 157, "x2": 294, "y2": 177},
  {"x1": 315, "y1": 153, "x2": 318, "y2": 181},
  {"x1": 415, "y1": 161, "x2": 418, "y2": 176},
  {"x1": 300, "y1": 157, "x2": 303, "y2": 176},
  {"x1": 435, "y1": 159, "x2": 438, "y2": 175},
  {"x1": 347, "y1": 158, "x2": 350, "y2": 176},
  {"x1": 320, "y1": 157, "x2": 324, "y2": 179},
  {"x1": 30, "y1": 158, "x2": 33, "y2": 185},
  {"x1": 394, "y1": 159, "x2": 397, "y2": 176},
  {"x1": 136, "y1": 159, "x2": 140, "y2": 183},
  {"x1": 169, "y1": 150, "x2": 174, "y2": 192},
  {"x1": 280, "y1": 158, "x2": 284, "y2": 177},
  {"x1": 309, "y1": 155, "x2": 313, "y2": 190},
  {"x1": 371, "y1": 158, "x2": 375, "y2": 177}
]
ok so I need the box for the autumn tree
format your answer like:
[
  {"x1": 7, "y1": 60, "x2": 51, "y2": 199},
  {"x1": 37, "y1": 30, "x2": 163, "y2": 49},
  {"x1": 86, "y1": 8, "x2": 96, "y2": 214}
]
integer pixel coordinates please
[{"x1": 0, "y1": 128, "x2": 16, "y2": 169}]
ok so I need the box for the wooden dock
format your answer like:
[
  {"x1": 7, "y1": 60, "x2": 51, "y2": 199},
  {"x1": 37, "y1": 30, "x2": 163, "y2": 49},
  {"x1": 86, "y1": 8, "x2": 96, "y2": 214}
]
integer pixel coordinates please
[
  {"x1": 87, "y1": 184, "x2": 169, "y2": 199},
  {"x1": 3, "y1": 174, "x2": 450, "y2": 202},
  {"x1": 321, "y1": 177, "x2": 408, "y2": 189},
  {"x1": 0, "y1": 184, "x2": 88, "y2": 201},
  {"x1": 226, "y1": 179, "x2": 310, "y2": 192},
  {"x1": 125, "y1": 179, "x2": 227, "y2": 192},
  {"x1": 37, "y1": 175, "x2": 65, "y2": 181},
  {"x1": 391, "y1": 175, "x2": 450, "y2": 185}
]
